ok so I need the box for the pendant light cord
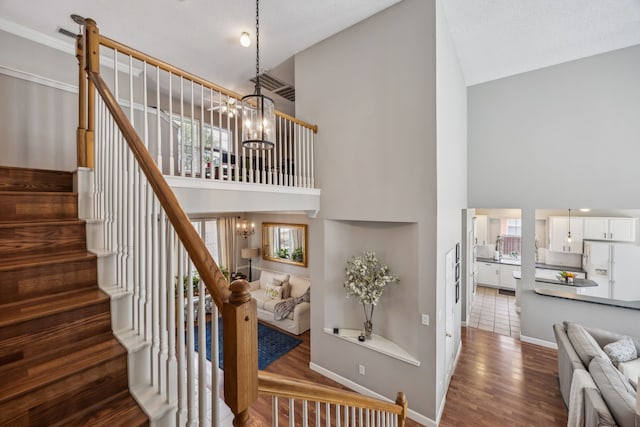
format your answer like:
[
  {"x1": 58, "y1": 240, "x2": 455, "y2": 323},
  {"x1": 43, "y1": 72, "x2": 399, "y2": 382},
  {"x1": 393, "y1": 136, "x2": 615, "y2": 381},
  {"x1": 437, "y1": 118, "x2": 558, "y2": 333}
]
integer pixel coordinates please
[{"x1": 255, "y1": 0, "x2": 261, "y2": 95}]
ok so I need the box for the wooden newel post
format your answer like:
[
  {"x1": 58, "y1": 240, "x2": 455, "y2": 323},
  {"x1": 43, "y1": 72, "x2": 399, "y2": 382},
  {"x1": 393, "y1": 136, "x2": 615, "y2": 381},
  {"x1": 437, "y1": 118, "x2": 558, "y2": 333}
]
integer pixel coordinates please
[
  {"x1": 76, "y1": 34, "x2": 87, "y2": 168},
  {"x1": 396, "y1": 391, "x2": 408, "y2": 427},
  {"x1": 223, "y1": 280, "x2": 258, "y2": 426},
  {"x1": 84, "y1": 18, "x2": 100, "y2": 169}
]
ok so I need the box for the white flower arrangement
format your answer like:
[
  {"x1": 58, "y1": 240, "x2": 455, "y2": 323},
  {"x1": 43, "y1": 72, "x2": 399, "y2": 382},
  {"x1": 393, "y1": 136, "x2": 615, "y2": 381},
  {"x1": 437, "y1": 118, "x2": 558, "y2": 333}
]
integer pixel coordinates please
[{"x1": 344, "y1": 251, "x2": 399, "y2": 305}]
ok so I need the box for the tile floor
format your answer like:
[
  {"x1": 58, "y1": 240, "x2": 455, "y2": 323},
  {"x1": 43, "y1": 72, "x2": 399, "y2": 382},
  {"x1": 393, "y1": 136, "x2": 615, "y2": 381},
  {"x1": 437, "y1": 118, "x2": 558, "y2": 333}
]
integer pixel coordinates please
[{"x1": 467, "y1": 286, "x2": 520, "y2": 338}]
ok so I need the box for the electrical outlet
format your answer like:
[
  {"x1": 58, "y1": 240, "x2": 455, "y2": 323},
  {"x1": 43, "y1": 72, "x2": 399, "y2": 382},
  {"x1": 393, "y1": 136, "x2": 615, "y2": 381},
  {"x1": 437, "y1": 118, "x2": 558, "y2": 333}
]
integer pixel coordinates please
[
  {"x1": 421, "y1": 314, "x2": 429, "y2": 325},
  {"x1": 358, "y1": 364, "x2": 365, "y2": 375}
]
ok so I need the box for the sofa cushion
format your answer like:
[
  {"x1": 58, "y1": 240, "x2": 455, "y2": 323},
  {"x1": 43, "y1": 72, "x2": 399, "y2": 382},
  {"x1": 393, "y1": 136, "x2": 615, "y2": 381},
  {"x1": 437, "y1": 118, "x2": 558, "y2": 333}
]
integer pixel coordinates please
[
  {"x1": 567, "y1": 322, "x2": 608, "y2": 367},
  {"x1": 251, "y1": 288, "x2": 269, "y2": 310},
  {"x1": 589, "y1": 356, "x2": 637, "y2": 427},
  {"x1": 289, "y1": 275, "x2": 310, "y2": 299},
  {"x1": 617, "y1": 358, "x2": 640, "y2": 391},
  {"x1": 265, "y1": 283, "x2": 284, "y2": 300},
  {"x1": 603, "y1": 337, "x2": 638, "y2": 366}
]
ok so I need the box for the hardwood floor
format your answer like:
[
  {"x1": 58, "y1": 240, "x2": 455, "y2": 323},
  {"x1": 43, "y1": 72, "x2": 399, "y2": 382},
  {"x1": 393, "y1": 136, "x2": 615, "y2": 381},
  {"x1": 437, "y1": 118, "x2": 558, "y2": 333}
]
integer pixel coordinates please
[
  {"x1": 250, "y1": 324, "x2": 567, "y2": 426},
  {"x1": 440, "y1": 327, "x2": 567, "y2": 427}
]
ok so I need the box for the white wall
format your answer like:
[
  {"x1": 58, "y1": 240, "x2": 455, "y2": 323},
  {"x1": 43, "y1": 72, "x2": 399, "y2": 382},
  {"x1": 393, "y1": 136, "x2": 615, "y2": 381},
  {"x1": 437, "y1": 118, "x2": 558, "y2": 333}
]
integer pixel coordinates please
[
  {"x1": 296, "y1": 0, "x2": 466, "y2": 422},
  {"x1": 468, "y1": 44, "x2": 640, "y2": 343}
]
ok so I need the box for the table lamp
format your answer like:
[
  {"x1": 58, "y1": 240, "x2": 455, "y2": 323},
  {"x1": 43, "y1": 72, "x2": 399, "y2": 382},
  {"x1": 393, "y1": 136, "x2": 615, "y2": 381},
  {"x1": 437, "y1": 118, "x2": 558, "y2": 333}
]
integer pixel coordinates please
[{"x1": 241, "y1": 247, "x2": 259, "y2": 282}]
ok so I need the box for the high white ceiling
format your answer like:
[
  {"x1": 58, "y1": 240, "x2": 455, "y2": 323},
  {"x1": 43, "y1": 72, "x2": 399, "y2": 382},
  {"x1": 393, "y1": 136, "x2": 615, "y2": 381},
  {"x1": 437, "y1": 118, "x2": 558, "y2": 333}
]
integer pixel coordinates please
[
  {"x1": 442, "y1": 0, "x2": 640, "y2": 86},
  {"x1": 1, "y1": 0, "x2": 639, "y2": 94}
]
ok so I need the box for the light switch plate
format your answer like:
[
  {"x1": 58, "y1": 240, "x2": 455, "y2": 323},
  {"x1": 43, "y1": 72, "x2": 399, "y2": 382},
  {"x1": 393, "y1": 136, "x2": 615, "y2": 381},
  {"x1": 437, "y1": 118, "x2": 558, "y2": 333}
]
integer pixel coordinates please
[{"x1": 421, "y1": 314, "x2": 429, "y2": 325}]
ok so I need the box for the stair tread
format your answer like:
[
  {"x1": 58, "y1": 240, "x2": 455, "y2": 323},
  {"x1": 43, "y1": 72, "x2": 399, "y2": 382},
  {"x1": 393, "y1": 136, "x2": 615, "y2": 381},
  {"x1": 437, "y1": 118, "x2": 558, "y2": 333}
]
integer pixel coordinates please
[
  {"x1": 0, "y1": 250, "x2": 95, "y2": 271},
  {"x1": 0, "y1": 219, "x2": 85, "y2": 227},
  {"x1": 0, "y1": 289, "x2": 109, "y2": 328},
  {"x1": 54, "y1": 391, "x2": 148, "y2": 427},
  {"x1": 0, "y1": 191, "x2": 78, "y2": 196},
  {"x1": 0, "y1": 338, "x2": 126, "y2": 404}
]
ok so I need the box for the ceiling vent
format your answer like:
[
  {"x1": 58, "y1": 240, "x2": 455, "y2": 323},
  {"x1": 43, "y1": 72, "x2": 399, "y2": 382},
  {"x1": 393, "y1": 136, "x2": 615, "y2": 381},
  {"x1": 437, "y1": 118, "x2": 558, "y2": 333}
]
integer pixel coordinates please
[{"x1": 250, "y1": 72, "x2": 295, "y2": 102}]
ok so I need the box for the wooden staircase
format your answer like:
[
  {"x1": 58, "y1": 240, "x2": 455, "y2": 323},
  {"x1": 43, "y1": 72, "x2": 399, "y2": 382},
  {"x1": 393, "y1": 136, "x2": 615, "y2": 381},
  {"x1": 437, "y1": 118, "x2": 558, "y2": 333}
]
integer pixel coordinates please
[{"x1": 0, "y1": 166, "x2": 148, "y2": 426}]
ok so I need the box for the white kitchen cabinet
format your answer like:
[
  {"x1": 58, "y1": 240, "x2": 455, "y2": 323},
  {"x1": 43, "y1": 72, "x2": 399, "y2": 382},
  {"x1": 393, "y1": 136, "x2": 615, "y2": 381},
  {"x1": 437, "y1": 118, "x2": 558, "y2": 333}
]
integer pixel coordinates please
[
  {"x1": 499, "y1": 264, "x2": 519, "y2": 290},
  {"x1": 548, "y1": 216, "x2": 584, "y2": 254},
  {"x1": 477, "y1": 262, "x2": 500, "y2": 287},
  {"x1": 475, "y1": 215, "x2": 489, "y2": 245},
  {"x1": 584, "y1": 217, "x2": 636, "y2": 242}
]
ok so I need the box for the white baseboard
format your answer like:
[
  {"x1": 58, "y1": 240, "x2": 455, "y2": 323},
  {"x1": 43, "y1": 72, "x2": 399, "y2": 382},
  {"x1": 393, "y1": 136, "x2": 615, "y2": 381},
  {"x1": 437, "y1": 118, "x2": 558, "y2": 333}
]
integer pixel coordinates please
[
  {"x1": 520, "y1": 335, "x2": 557, "y2": 349},
  {"x1": 309, "y1": 362, "x2": 436, "y2": 427}
]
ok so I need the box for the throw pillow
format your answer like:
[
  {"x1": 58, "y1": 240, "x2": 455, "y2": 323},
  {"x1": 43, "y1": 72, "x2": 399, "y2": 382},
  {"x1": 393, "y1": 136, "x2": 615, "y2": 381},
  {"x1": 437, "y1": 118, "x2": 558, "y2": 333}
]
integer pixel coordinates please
[
  {"x1": 281, "y1": 280, "x2": 291, "y2": 299},
  {"x1": 268, "y1": 278, "x2": 283, "y2": 287},
  {"x1": 603, "y1": 337, "x2": 638, "y2": 366},
  {"x1": 265, "y1": 283, "x2": 283, "y2": 300},
  {"x1": 566, "y1": 322, "x2": 608, "y2": 367}
]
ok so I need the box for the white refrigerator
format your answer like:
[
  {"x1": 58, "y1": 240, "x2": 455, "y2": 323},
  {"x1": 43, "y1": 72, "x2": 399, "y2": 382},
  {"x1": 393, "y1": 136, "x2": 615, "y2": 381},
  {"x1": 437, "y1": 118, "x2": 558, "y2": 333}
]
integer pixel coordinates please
[{"x1": 583, "y1": 241, "x2": 640, "y2": 300}]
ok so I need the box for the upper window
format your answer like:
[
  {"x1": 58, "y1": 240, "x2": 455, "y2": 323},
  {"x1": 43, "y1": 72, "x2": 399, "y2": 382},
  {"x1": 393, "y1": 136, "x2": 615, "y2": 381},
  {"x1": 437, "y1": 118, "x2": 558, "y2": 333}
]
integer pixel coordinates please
[{"x1": 174, "y1": 117, "x2": 233, "y2": 174}]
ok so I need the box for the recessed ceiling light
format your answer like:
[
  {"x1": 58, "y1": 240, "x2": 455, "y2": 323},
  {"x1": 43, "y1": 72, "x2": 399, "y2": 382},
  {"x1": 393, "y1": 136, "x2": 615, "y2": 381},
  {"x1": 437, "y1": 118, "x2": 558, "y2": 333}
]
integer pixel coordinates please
[
  {"x1": 240, "y1": 32, "x2": 251, "y2": 47},
  {"x1": 579, "y1": 208, "x2": 591, "y2": 212}
]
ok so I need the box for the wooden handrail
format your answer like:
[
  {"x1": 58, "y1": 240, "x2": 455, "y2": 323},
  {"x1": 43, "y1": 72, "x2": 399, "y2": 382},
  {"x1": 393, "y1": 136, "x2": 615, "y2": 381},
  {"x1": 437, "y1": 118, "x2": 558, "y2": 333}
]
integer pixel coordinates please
[
  {"x1": 98, "y1": 35, "x2": 318, "y2": 133},
  {"x1": 258, "y1": 371, "x2": 407, "y2": 417},
  {"x1": 85, "y1": 19, "x2": 230, "y2": 310}
]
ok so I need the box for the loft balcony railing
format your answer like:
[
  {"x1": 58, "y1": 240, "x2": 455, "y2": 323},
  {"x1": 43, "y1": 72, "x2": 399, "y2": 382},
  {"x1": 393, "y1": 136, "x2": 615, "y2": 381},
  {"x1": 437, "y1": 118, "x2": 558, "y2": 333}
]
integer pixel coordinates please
[
  {"x1": 77, "y1": 23, "x2": 317, "y2": 190},
  {"x1": 77, "y1": 18, "x2": 407, "y2": 427}
]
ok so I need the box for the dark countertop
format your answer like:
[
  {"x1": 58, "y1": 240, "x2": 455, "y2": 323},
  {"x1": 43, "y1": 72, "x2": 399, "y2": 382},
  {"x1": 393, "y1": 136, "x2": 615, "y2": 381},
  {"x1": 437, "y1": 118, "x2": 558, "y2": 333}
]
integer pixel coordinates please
[
  {"x1": 534, "y1": 288, "x2": 640, "y2": 311},
  {"x1": 476, "y1": 257, "x2": 586, "y2": 273},
  {"x1": 534, "y1": 277, "x2": 597, "y2": 288}
]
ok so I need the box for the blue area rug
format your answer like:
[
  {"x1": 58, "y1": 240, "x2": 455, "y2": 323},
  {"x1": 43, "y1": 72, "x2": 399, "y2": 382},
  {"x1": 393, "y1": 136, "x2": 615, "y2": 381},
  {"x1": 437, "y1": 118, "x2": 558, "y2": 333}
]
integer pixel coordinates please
[{"x1": 193, "y1": 321, "x2": 302, "y2": 370}]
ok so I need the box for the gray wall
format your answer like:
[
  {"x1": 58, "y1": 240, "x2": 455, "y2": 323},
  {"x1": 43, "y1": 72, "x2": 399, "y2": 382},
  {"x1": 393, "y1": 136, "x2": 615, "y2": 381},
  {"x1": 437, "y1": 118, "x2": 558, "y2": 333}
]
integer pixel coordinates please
[
  {"x1": 0, "y1": 30, "x2": 77, "y2": 171},
  {"x1": 434, "y1": 0, "x2": 467, "y2": 406},
  {"x1": 296, "y1": 0, "x2": 466, "y2": 422},
  {"x1": 468, "y1": 44, "x2": 640, "y2": 342}
]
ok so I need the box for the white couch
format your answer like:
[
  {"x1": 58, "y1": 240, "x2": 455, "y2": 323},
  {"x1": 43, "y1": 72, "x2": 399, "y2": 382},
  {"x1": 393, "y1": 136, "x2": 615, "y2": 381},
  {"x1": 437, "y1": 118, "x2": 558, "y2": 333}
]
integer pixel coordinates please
[{"x1": 249, "y1": 269, "x2": 310, "y2": 335}]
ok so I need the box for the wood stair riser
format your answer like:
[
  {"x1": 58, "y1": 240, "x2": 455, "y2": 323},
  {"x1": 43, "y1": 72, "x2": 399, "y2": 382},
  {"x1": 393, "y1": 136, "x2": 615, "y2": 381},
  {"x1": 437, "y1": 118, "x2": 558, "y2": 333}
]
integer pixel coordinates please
[
  {"x1": 0, "y1": 256, "x2": 97, "y2": 304},
  {"x1": 0, "y1": 192, "x2": 78, "y2": 221},
  {"x1": 0, "y1": 355, "x2": 128, "y2": 425},
  {"x1": 0, "y1": 300, "x2": 111, "y2": 363},
  {"x1": 0, "y1": 167, "x2": 73, "y2": 193},
  {"x1": 0, "y1": 221, "x2": 86, "y2": 260}
]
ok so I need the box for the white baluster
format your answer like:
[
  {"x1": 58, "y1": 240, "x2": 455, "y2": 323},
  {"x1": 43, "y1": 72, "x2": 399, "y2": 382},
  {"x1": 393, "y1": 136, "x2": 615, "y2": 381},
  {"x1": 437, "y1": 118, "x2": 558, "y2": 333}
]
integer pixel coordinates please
[
  {"x1": 156, "y1": 66, "x2": 162, "y2": 171},
  {"x1": 289, "y1": 398, "x2": 295, "y2": 427},
  {"x1": 186, "y1": 260, "x2": 196, "y2": 425},
  {"x1": 310, "y1": 128, "x2": 315, "y2": 188},
  {"x1": 211, "y1": 305, "x2": 219, "y2": 427},
  {"x1": 316, "y1": 401, "x2": 321, "y2": 427},
  {"x1": 326, "y1": 402, "x2": 331, "y2": 427},
  {"x1": 158, "y1": 207, "x2": 168, "y2": 398},
  {"x1": 167, "y1": 227, "x2": 178, "y2": 405},
  {"x1": 233, "y1": 98, "x2": 239, "y2": 182},
  {"x1": 365, "y1": 408, "x2": 370, "y2": 427},
  {"x1": 344, "y1": 405, "x2": 348, "y2": 426},
  {"x1": 217, "y1": 91, "x2": 222, "y2": 181},
  {"x1": 302, "y1": 400, "x2": 308, "y2": 427},
  {"x1": 179, "y1": 77, "x2": 185, "y2": 177},
  {"x1": 351, "y1": 406, "x2": 355, "y2": 426},
  {"x1": 208, "y1": 88, "x2": 214, "y2": 180},
  {"x1": 190, "y1": 80, "x2": 196, "y2": 178},
  {"x1": 273, "y1": 396, "x2": 279, "y2": 426},
  {"x1": 359, "y1": 407, "x2": 363, "y2": 427},
  {"x1": 151, "y1": 190, "x2": 160, "y2": 390},
  {"x1": 277, "y1": 116, "x2": 283, "y2": 185},
  {"x1": 198, "y1": 267, "x2": 207, "y2": 425},
  {"x1": 176, "y1": 244, "x2": 187, "y2": 424},
  {"x1": 225, "y1": 96, "x2": 232, "y2": 181},
  {"x1": 200, "y1": 85, "x2": 205, "y2": 180},
  {"x1": 169, "y1": 72, "x2": 175, "y2": 176}
]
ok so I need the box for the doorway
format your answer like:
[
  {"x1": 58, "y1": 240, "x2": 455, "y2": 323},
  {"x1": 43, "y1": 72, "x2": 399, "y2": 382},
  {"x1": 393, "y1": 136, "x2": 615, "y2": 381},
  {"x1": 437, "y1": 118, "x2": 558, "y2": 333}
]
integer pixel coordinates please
[{"x1": 465, "y1": 208, "x2": 522, "y2": 338}]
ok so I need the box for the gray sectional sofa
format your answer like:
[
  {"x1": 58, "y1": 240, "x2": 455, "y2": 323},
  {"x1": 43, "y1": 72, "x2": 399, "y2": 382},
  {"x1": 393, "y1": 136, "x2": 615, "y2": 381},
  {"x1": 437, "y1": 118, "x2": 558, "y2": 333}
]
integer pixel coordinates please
[{"x1": 554, "y1": 322, "x2": 640, "y2": 427}]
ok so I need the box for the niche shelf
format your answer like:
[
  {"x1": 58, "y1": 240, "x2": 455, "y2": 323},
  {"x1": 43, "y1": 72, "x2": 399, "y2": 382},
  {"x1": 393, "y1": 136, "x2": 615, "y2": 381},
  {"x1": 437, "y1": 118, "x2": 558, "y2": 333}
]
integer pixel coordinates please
[{"x1": 323, "y1": 328, "x2": 420, "y2": 367}]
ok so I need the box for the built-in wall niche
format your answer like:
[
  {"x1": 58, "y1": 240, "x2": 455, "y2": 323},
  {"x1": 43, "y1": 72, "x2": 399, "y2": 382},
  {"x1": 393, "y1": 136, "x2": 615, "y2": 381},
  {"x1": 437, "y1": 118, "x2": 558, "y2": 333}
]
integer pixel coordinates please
[{"x1": 324, "y1": 219, "x2": 419, "y2": 359}]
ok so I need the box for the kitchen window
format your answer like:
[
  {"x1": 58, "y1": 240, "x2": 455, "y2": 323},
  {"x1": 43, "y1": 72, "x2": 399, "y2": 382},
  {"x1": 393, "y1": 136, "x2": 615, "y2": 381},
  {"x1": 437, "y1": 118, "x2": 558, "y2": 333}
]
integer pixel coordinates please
[{"x1": 501, "y1": 218, "x2": 521, "y2": 256}]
